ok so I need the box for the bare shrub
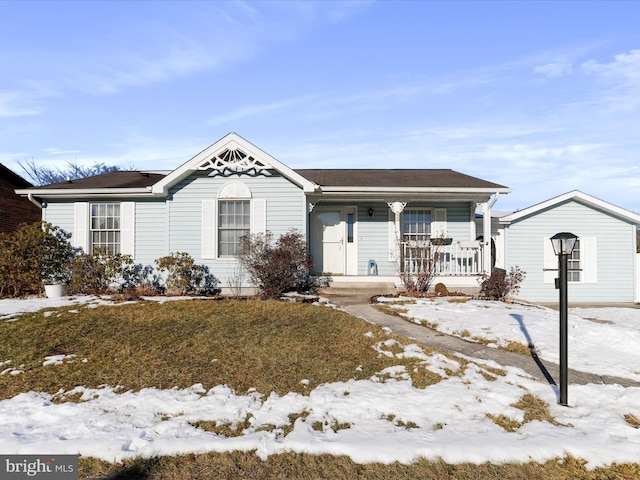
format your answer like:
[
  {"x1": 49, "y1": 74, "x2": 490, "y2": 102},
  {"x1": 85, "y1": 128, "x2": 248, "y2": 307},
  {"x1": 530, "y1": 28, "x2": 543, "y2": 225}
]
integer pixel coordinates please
[
  {"x1": 479, "y1": 266, "x2": 526, "y2": 300},
  {"x1": 396, "y1": 241, "x2": 444, "y2": 295},
  {"x1": 237, "y1": 230, "x2": 313, "y2": 298}
]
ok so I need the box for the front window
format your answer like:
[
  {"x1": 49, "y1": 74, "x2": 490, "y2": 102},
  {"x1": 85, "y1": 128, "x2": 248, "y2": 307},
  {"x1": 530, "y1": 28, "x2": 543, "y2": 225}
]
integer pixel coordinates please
[
  {"x1": 568, "y1": 239, "x2": 581, "y2": 282},
  {"x1": 402, "y1": 209, "x2": 431, "y2": 241},
  {"x1": 90, "y1": 203, "x2": 120, "y2": 254},
  {"x1": 218, "y1": 200, "x2": 250, "y2": 256}
]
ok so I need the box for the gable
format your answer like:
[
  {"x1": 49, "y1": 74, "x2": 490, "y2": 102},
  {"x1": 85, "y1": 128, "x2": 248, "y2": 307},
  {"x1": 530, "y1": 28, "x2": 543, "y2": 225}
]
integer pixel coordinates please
[
  {"x1": 501, "y1": 190, "x2": 640, "y2": 226},
  {"x1": 152, "y1": 133, "x2": 317, "y2": 196}
]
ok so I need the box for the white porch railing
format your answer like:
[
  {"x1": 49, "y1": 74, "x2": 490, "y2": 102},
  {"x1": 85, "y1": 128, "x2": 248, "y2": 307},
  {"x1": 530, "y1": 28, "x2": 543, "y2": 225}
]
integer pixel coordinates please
[{"x1": 401, "y1": 240, "x2": 483, "y2": 276}]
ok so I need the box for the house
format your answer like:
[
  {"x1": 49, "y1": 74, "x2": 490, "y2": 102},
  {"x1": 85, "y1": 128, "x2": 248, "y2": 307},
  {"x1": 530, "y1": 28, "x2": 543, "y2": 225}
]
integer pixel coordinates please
[
  {"x1": 496, "y1": 190, "x2": 640, "y2": 303},
  {"x1": 0, "y1": 163, "x2": 41, "y2": 233},
  {"x1": 15, "y1": 133, "x2": 510, "y2": 293}
]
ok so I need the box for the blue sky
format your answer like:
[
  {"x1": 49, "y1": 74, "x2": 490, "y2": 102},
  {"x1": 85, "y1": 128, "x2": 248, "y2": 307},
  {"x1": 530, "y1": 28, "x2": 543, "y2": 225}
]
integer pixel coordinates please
[{"x1": 1, "y1": 1, "x2": 639, "y2": 213}]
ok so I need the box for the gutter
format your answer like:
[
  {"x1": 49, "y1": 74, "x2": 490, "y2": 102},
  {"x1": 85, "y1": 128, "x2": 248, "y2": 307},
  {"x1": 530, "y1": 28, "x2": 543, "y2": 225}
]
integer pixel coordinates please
[{"x1": 27, "y1": 193, "x2": 43, "y2": 209}]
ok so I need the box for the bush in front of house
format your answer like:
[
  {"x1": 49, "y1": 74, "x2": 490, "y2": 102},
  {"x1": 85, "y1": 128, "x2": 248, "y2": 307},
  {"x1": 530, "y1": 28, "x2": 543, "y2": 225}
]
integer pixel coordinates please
[
  {"x1": 68, "y1": 251, "x2": 163, "y2": 295},
  {"x1": 154, "y1": 251, "x2": 220, "y2": 295},
  {"x1": 479, "y1": 266, "x2": 526, "y2": 300},
  {"x1": 238, "y1": 229, "x2": 313, "y2": 298},
  {"x1": 0, "y1": 221, "x2": 76, "y2": 297}
]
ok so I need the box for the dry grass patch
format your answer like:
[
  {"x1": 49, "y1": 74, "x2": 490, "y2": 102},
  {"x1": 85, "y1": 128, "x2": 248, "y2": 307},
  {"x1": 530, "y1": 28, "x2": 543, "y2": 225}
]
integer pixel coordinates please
[
  {"x1": 0, "y1": 299, "x2": 445, "y2": 401},
  {"x1": 447, "y1": 297, "x2": 470, "y2": 303},
  {"x1": 488, "y1": 393, "x2": 568, "y2": 432},
  {"x1": 505, "y1": 341, "x2": 534, "y2": 356},
  {"x1": 624, "y1": 413, "x2": 640, "y2": 429},
  {"x1": 77, "y1": 452, "x2": 640, "y2": 480},
  {"x1": 512, "y1": 393, "x2": 568, "y2": 427}
]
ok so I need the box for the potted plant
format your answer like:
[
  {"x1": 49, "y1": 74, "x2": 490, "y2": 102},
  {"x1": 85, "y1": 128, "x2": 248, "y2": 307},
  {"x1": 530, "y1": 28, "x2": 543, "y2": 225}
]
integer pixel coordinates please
[
  {"x1": 430, "y1": 237, "x2": 453, "y2": 246},
  {"x1": 40, "y1": 224, "x2": 75, "y2": 298}
]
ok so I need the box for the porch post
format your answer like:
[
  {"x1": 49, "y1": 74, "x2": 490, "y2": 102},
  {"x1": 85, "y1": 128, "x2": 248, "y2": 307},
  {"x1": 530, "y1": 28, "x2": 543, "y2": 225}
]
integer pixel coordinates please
[
  {"x1": 480, "y1": 201, "x2": 492, "y2": 275},
  {"x1": 387, "y1": 201, "x2": 407, "y2": 263}
]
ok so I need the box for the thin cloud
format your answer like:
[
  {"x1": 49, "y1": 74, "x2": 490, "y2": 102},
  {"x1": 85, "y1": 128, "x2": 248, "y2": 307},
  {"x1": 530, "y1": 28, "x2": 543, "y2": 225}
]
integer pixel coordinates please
[
  {"x1": 580, "y1": 49, "x2": 640, "y2": 111},
  {"x1": 534, "y1": 60, "x2": 574, "y2": 77},
  {"x1": 208, "y1": 95, "x2": 319, "y2": 126},
  {"x1": 0, "y1": 90, "x2": 40, "y2": 117}
]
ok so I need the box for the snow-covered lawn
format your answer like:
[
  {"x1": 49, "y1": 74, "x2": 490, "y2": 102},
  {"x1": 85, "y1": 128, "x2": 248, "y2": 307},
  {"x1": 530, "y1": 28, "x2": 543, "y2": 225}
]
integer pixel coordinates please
[
  {"x1": 1, "y1": 295, "x2": 640, "y2": 468},
  {"x1": 377, "y1": 296, "x2": 640, "y2": 382}
]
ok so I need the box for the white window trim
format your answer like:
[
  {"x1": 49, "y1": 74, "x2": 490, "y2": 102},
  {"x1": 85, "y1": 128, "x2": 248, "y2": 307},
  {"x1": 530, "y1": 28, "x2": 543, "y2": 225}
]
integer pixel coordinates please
[
  {"x1": 75, "y1": 201, "x2": 134, "y2": 256},
  {"x1": 543, "y1": 236, "x2": 597, "y2": 285},
  {"x1": 202, "y1": 181, "x2": 267, "y2": 259}
]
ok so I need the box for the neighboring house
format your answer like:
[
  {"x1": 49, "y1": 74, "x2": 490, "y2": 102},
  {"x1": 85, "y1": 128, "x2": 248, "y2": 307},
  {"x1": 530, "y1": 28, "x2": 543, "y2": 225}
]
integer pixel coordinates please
[
  {"x1": 15, "y1": 133, "x2": 510, "y2": 293},
  {"x1": 496, "y1": 190, "x2": 640, "y2": 303},
  {"x1": 0, "y1": 163, "x2": 41, "y2": 233}
]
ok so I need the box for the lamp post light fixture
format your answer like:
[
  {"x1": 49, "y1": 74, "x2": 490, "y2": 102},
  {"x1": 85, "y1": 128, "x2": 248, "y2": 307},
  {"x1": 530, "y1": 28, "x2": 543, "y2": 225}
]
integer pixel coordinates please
[{"x1": 549, "y1": 232, "x2": 578, "y2": 406}]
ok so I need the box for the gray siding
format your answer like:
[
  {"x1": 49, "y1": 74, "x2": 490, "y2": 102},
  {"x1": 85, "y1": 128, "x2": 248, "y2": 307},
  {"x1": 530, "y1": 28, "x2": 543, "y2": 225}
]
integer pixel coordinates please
[
  {"x1": 355, "y1": 201, "x2": 476, "y2": 276},
  {"x1": 42, "y1": 201, "x2": 75, "y2": 234},
  {"x1": 504, "y1": 200, "x2": 637, "y2": 302},
  {"x1": 135, "y1": 200, "x2": 169, "y2": 266},
  {"x1": 167, "y1": 170, "x2": 306, "y2": 288},
  {"x1": 40, "y1": 171, "x2": 306, "y2": 290}
]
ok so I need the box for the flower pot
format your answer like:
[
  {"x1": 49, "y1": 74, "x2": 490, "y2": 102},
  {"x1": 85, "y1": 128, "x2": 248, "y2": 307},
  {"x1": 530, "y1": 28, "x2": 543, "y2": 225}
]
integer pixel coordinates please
[
  {"x1": 430, "y1": 238, "x2": 453, "y2": 246},
  {"x1": 44, "y1": 283, "x2": 67, "y2": 298}
]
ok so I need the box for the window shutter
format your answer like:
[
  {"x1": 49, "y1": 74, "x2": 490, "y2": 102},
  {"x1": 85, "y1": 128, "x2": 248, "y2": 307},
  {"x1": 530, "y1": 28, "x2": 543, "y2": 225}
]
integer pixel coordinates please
[
  {"x1": 120, "y1": 202, "x2": 135, "y2": 256},
  {"x1": 433, "y1": 208, "x2": 447, "y2": 237},
  {"x1": 202, "y1": 200, "x2": 216, "y2": 259},
  {"x1": 251, "y1": 198, "x2": 266, "y2": 235},
  {"x1": 73, "y1": 202, "x2": 88, "y2": 252},
  {"x1": 543, "y1": 237, "x2": 557, "y2": 284},
  {"x1": 582, "y1": 237, "x2": 597, "y2": 284}
]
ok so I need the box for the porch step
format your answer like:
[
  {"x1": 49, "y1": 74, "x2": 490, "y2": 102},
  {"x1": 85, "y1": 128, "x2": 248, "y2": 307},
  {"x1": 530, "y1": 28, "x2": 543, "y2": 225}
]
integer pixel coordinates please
[{"x1": 317, "y1": 280, "x2": 398, "y2": 297}]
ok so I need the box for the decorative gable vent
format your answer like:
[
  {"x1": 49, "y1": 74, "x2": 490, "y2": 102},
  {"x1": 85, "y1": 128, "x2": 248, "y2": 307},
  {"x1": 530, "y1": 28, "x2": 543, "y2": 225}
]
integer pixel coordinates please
[{"x1": 196, "y1": 148, "x2": 272, "y2": 175}]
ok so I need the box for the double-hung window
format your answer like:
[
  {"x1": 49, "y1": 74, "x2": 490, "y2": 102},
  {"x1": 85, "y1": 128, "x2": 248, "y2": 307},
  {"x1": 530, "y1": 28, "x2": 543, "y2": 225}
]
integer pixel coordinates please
[
  {"x1": 568, "y1": 239, "x2": 581, "y2": 282},
  {"x1": 218, "y1": 200, "x2": 250, "y2": 256},
  {"x1": 90, "y1": 203, "x2": 121, "y2": 254},
  {"x1": 402, "y1": 209, "x2": 431, "y2": 242}
]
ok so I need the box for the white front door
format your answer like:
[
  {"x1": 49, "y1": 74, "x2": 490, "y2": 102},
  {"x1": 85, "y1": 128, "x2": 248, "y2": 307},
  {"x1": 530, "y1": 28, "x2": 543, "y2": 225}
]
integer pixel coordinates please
[{"x1": 311, "y1": 207, "x2": 357, "y2": 275}]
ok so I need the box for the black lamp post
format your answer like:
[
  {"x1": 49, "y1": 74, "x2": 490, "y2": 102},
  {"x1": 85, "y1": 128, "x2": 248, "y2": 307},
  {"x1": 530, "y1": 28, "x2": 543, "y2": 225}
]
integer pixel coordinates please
[{"x1": 550, "y1": 232, "x2": 578, "y2": 406}]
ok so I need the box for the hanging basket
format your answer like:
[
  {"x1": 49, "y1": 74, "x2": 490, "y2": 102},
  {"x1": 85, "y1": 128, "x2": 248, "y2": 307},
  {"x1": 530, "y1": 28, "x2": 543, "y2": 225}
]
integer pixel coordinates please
[{"x1": 430, "y1": 238, "x2": 453, "y2": 246}]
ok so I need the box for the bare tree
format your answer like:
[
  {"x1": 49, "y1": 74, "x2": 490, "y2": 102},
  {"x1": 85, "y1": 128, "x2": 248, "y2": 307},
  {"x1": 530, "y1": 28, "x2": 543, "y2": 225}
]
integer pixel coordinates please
[{"x1": 18, "y1": 157, "x2": 124, "y2": 186}]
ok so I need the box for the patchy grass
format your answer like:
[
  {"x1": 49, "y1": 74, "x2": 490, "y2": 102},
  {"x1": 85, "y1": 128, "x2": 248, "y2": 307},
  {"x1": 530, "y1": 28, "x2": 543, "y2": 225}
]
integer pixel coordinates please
[
  {"x1": 376, "y1": 300, "x2": 538, "y2": 357},
  {"x1": 505, "y1": 341, "x2": 534, "y2": 356},
  {"x1": 624, "y1": 413, "x2": 640, "y2": 429},
  {"x1": 77, "y1": 453, "x2": 640, "y2": 480},
  {"x1": 0, "y1": 299, "x2": 447, "y2": 401},
  {"x1": 488, "y1": 393, "x2": 569, "y2": 433},
  {"x1": 3, "y1": 298, "x2": 638, "y2": 480},
  {"x1": 513, "y1": 393, "x2": 569, "y2": 427},
  {"x1": 447, "y1": 297, "x2": 470, "y2": 303}
]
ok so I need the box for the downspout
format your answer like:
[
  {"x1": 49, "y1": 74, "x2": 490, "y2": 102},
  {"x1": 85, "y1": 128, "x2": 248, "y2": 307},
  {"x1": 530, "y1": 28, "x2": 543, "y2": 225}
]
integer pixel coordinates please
[{"x1": 27, "y1": 193, "x2": 43, "y2": 209}]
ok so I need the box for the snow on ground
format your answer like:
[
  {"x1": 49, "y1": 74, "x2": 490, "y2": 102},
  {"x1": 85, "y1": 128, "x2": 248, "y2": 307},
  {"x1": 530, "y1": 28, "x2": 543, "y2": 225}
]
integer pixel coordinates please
[
  {"x1": 1, "y1": 295, "x2": 640, "y2": 467},
  {"x1": 377, "y1": 297, "x2": 640, "y2": 382}
]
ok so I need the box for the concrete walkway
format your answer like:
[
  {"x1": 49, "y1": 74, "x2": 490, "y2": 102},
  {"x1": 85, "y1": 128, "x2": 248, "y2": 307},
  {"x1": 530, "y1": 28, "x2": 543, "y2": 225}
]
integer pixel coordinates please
[{"x1": 323, "y1": 291, "x2": 640, "y2": 388}]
